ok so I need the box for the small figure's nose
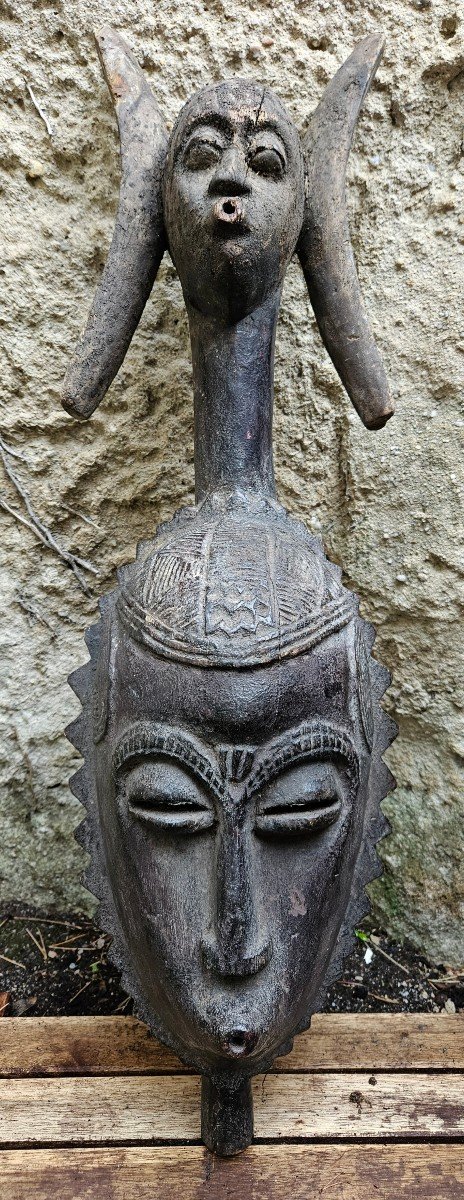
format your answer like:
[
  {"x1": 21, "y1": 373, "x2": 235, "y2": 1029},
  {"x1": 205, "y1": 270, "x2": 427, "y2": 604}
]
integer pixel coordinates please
[
  {"x1": 208, "y1": 145, "x2": 251, "y2": 198},
  {"x1": 201, "y1": 803, "x2": 272, "y2": 979}
]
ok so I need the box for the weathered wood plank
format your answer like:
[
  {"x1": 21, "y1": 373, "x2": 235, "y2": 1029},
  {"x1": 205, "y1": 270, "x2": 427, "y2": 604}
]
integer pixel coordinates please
[
  {"x1": 0, "y1": 1072, "x2": 462, "y2": 1145},
  {"x1": 1, "y1": 1013, "x2": 462, "y2": 1077},
  {"x1": 255, "y1": 1071, "x2": 464, "y2": 1141},
  {"x1": 0, "y1": 1074, "x2": 200, "y2": 1144},
  {"x1": 0, "y1": 1015, "x2": 183, "y2": 1078},
  {"x1": 0, "y1": 1144, "x2": 462, "y2": 1199}
]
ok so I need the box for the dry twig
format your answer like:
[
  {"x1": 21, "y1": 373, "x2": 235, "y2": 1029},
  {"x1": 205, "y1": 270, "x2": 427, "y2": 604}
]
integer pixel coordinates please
[
  {"x1": 0, "y1": 992, "x2": 10, "y2": 1016},
  {"x1": 367, "y1": 937, "x2": 409, "y2": 976},
  {"x1": 0, "y1": 953, "x2": 26, "y2": 970},
  {"x1": 0, "y1": 438, "x2": 97, "y2": 593},
  {"x1": 26, "y1": 81, "x2": 55, "y2": 137},
  {"x1": 429, "y1": 973, "x2": 464, "y2": 989},
  {"x1": 49, "y1": 932, "x2": 89, "y2": 949},
  {"x1": 113, "y1": 996, "x2": 131, "y2": 1013},
  {"x1": 368, "y1": 991, "x2": 401, "y2": 1006},
  {"x1": 12, "y1": 916, "x2": 88, "y2": 929},
  {"x1": 69, "y1": 980, "x2": 91, "y2": 1004},
  {"x1": 25, "y1": 927, "x2": 47, "y2": 962},
  {"x1": 0, "y1": 439, "x2": 28, "y2": 462},
  {"x1": 37, "y1": 927, "x2": 48, "y2": 961},
  {"x1": 15, "y1": 590, "x2": 55, "y2": 633},
  {"x1": 61, "y1": 503, "x2": 99, "y2": 529}
]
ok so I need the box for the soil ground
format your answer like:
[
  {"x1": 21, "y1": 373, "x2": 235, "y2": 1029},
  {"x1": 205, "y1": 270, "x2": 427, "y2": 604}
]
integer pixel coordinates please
[{"x1": 0, "y1": 906, "x2": 462, "y2": 1020}]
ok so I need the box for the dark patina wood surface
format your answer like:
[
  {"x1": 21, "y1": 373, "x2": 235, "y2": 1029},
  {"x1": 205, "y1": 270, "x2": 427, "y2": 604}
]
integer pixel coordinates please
[{"x1": 0, "y1": 1014, "x2": 462, "y2": 1197}]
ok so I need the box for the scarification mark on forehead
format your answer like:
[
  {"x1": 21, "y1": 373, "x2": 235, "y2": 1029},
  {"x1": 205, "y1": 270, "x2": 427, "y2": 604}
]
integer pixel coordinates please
[{"x1": 216, "y1": 745, "x2": 256, "y2": 783}]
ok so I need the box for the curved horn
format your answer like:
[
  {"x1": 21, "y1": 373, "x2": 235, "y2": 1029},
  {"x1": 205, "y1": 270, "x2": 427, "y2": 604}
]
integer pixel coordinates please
[
  {"x1": 62, "y1": 26, "x2": 168, "y2": 420},
  {"x1": 298, "y1": 34, "x2": 393, "y2": 430}
]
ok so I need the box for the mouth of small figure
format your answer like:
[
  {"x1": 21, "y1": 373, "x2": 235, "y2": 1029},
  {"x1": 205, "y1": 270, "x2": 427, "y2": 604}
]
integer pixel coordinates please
[{"x1": 213, "y1": 197, "x2": 248, "y2": 232}]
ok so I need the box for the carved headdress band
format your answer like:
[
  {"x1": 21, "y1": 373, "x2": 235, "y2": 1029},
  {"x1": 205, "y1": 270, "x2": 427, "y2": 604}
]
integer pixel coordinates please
[{"x1": 117, "y1": 494, "x2": 356, "y2": 668}]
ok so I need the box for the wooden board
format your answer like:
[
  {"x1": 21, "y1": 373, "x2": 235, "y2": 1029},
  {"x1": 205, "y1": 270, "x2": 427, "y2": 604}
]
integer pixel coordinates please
[
  {"x1": 0, "y1": 1012, "x2": 462, "y2": 1077},
  {"x1": 0, "y1": 1071, "x2": 462, "y2": 1145},
  {"x1": 0, "y1": 1014, "x2": 462, "y2": 1198},
  {"x1": 0, "y1": 1144, "x2": 463, "y2": 1200}
]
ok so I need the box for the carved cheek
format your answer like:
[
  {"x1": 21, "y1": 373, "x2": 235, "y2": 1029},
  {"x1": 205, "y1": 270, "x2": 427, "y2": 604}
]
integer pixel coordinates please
[
  {"x1": 251, "y1": 761, "x2": 357, "y2": 952},
  {"x1": 107, "y1": 760, "x2": 217, "y2": 973},
  {"x1": 167, "y1": 171, "x2": 209, "y2": 238}
]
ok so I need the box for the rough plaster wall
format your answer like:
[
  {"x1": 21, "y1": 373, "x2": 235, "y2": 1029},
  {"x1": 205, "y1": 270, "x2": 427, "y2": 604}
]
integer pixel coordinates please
[{"x1": 0, "y1": 0, "x2": 462, "y2": 965}]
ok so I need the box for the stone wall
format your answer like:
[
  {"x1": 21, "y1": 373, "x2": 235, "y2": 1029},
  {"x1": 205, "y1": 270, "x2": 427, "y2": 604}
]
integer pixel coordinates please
[{"x1": 0, "y1": 0, "x2": 462, "y2": 964}]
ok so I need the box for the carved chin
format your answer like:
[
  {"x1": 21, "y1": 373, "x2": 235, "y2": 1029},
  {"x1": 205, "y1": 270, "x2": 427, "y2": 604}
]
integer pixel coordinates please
[{"x1": 187, "y1": 250, "x2": 281, "y2": 322}]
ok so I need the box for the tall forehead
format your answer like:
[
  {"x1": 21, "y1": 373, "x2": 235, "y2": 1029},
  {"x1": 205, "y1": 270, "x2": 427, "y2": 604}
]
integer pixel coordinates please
[
  {"x1": 169, "y1": 79, "x2": 301, "y2": 158},
  {"x1": 109, "y1": 627, "x2": 355, "y2": 747}
]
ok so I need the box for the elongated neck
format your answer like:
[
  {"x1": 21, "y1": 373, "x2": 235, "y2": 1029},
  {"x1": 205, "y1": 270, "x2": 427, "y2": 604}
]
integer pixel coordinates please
[{"x1": 188, "y1": 291, "x2": 280, "y2": 503}]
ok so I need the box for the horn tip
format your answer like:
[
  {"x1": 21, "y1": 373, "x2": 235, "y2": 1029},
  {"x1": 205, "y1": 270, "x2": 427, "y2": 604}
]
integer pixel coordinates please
[
  {"x1": 355, "y1": 30, "x2": 386, "y2": 65},
  {"x1": 360, "y1": 30, "x2": 385, "y2": 49},
  {"x1": 363, "y1": 399, "x2": 395, "y2": 431},
  {"x1": 93, "y1": 23, "x2": 145, "y2": 107},
  {"x1": 61, "y1": 385, "x2": 96, "y2": 422},
  {"x1": 61, "y1": 401, "x2": 91, "y2": 422},
  {"x1": 94, "y1": 24, "x2": 120, "y2": 52}
]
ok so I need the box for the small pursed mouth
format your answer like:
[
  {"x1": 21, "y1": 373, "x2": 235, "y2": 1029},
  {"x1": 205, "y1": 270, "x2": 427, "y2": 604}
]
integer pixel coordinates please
[
  {"x1": 221, "y1": 1028, "x2": 260, "y2": 1058},
  {"x1": 213, "y1": 197, "x2": 248, "y2": 230}
]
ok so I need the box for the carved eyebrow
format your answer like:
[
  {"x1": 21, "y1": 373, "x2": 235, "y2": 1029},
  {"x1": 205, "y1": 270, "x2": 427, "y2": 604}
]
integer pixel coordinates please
[
  {"x1": 176, "y1": 113, "x2": 292, "y2": 157},
  {"x1": 244, "y1": 722, "x2": 359, "y2": 801},
  {"x1": 175, "y1": 113, "x2": 232, "y2": 157},
  {"x1": 247, "y1": 119, "x2": 287, "y2": 144},
  {"x1": 112, "y1": 723, "x2": 224, "y2": 799}
]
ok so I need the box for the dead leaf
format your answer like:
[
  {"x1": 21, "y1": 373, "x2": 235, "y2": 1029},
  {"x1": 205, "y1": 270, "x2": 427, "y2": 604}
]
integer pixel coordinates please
[{"x1": 13, "y1": 995, "x2": 37, "y2": 1016}]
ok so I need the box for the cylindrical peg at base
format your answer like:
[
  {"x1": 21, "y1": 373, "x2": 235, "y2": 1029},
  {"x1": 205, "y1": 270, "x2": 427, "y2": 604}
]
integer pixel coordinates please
[{"x1": 201, "y1": 1076, "x2": 254, "y2": 1156}]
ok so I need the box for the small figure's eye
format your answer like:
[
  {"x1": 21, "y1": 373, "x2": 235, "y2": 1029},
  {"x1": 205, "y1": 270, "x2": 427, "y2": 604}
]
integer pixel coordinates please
[
  {"x1": 247, "y1": 144, "x2": 286, "y2": 179},
  {"x1": 184, "y1": 136, "x2": 224, "y2": 171},
  {"x1": 255, "y1": 763, "x2": 343, "y2": 837},
  {"x1": 122, "y1": 760, "x2": 215, "y2": 833}
]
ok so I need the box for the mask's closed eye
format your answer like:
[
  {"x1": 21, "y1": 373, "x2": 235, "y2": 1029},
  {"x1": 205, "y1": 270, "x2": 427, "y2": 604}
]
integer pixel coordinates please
[
  {"x1": 255, "y1": 762, "x2": 343, "y2": 837},
  {"x1": 122, "y1": 760, "x2": 216, "y2": 833}
]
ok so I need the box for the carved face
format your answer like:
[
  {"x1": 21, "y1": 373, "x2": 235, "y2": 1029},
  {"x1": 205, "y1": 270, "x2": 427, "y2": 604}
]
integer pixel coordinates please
[
  {"x1": 163, "y1": 80, "x2": 305, "y2": 322},
  {"x1": 93, "y1": 614, "x2": 371, "y2": 1076}
]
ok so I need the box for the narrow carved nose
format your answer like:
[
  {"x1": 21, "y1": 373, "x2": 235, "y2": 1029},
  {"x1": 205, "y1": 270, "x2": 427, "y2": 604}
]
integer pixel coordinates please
[
  {"x1": 201, "y1": 806, "x2": 271, "y2": 979},
  {"x1": 208, "y1": 147, "x2": 251, "y2": 198}
]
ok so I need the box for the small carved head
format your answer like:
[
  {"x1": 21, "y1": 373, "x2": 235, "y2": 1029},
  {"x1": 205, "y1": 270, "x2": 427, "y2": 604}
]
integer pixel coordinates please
[
  {"x1": 62, "y1": 27, "x2": 393, "y2": 429},
  {"x1": 163, "y1": 81, "x2": 305, "y2": 321}
]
